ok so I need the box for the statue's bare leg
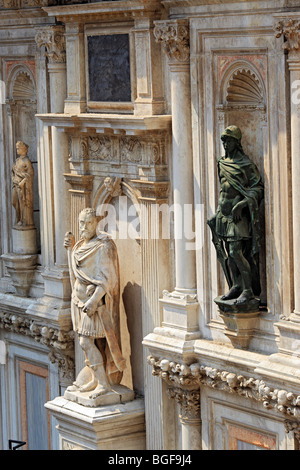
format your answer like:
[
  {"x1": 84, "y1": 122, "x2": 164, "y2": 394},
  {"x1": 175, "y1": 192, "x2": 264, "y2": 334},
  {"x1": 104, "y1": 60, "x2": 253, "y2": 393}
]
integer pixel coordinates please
[
  {"x1": 79, "y1": 335, "x2": 111, "y2": 397},
  {"x1": 221, "y1": 242, "x2": 242, "y2": 300},
  {"x1": 227, "y1": 241, "x2": 254, "y2": 304}
]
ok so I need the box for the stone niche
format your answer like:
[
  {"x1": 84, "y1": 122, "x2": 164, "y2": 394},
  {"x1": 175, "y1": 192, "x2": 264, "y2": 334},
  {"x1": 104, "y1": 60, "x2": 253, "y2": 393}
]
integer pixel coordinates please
[
  {"x1": 6, "y1": 63, "x2": 40, "y2": 252},
  {"x1": 216, "y1": 58, "x2": 268, "y2": 307},
  {"x1": 94, "y1": 181, "x2": 143, "y2": 395}
]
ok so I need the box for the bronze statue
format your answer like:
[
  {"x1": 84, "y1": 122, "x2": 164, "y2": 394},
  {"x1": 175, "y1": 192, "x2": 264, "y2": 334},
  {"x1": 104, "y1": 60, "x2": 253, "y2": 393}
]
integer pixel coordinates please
[
  {"x1": 208, "y1": 126, "x2": 264, "y2": 308},
  {"x1": 64, "y1": 208, "x2": 126, "y2": 399},
  {"x1": 12, "y1": 141, "x2": 34, "y2": 227}
]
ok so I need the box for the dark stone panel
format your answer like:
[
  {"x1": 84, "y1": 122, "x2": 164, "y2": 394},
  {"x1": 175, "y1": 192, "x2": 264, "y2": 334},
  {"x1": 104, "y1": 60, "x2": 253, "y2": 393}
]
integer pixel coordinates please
[{"x1": 88, "y1": 34, "x2": 131, "y2": 103}]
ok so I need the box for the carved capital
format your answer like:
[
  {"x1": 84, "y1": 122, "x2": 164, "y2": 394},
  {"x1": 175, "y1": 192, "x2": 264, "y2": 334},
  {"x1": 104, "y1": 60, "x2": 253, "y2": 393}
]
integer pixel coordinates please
[
  {"x1": 168, "y1": 387, "x2": 201, "y2": 423},
  {"x1": 285, "y1": 419, "x2": 300, "y2": 446},
  {"x1": 35, "y1": 26, "x2": 66, "y2": 64},
  {"x1": 275, "y1": 18, "x2": 300, "y2": 54},
  {"x1": 153, "y1": 20, "x2": 189, "y2": 63}
]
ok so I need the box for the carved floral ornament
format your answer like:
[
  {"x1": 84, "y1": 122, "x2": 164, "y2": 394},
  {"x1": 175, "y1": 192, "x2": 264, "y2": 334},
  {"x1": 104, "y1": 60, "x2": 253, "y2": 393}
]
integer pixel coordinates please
[
  {"x1": 35, "y1": 26, "x2": 66, "y2": 64},
  {"x1": 153, "y1": 20, "x2": 190, "y2": 63},
  {"x1": 274, "y1": 18, "x2": 300, "y2": 53},
  {"x1": 148, "y1": 355, "x2": 300, "y2": 421}
]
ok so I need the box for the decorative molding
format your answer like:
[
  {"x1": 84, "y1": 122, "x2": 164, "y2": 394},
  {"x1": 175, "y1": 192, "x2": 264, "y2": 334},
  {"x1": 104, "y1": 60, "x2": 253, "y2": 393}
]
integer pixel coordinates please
[
  {"x1": 148, "y1": 356, "x2": 300, "y2": 420},
  {"x1": 153, "y1": 20, "x2": 190, "y2": 63},
  {"x1": 68, "y1": 131, "x2": 168, "y2": 173},
  {"x1": 35, "y1": 26, "x2": 66, "y2": 64},
  {"x1": 0, "y1": 310, "x2": 75, "y2": 380}
]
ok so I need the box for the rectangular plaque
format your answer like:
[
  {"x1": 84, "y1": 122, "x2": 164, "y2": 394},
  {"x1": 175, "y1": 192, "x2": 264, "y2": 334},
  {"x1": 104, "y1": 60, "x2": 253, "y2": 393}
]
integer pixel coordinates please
[{"x1": 87, "y1": 34, "x2": 131, "y2": 103}]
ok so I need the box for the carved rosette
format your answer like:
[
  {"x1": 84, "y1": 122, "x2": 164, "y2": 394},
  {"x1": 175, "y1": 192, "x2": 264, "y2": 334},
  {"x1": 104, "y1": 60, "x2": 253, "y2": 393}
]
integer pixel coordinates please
[
  {"x1": 153, "y1": 20, "x2": 190, "y2": 63},
  {"x1": 35, "y1": 25, "x2": 66, "y2": 64},
  {"x1": 275, "y1": 18, "x2": 300, "y2": 61}
]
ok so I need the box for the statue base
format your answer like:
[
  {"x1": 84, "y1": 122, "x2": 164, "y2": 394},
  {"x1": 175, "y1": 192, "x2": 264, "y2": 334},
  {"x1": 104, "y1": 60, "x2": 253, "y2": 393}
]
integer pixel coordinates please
[
  {"x1": 12, "y1": 226, "x2": 37, "y2": 255},
  {"x1": 64, "y1": 384, "x2": 135, "y2": 408},
  {"x1": 1, "y1": 253, "x2": 37, "y2": 297},
  {"x1": 45, "y1": 395, "x2": 146, "y2": 450},
  {"x1": 215, "y1": 297, "x2": 261, "y2": 349},
  {"x1": 214, "y1": 295, "x2": 260, "y2": 314}
]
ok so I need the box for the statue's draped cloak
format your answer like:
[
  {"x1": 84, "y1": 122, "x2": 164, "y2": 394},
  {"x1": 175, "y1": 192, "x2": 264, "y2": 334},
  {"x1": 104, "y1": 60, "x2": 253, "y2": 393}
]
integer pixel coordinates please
[
  {"x1": 70, "y1": 233, "x2": 123, "y2": 383},
  {"x1": 216, "y1": 152, "x2": 264, "y2": 256}
]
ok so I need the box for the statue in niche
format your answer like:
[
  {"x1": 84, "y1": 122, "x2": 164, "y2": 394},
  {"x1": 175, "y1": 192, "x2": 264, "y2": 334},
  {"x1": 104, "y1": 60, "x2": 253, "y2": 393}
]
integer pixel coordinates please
[
  {"x1": 12, "y1": 141, "x2": 34, "y2": 228},
  {"x1": 207, "y1": 126, "x2": 264, "y2": 311},
  {"x1": 64, "y1": 208, "x2": 126, "y2": 399}
]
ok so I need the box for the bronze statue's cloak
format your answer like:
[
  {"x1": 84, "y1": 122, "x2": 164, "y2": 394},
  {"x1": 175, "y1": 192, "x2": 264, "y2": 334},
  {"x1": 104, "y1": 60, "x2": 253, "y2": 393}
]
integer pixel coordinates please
[{"x1": 216, "y1": 151, "x2": 264, "y2": 256}]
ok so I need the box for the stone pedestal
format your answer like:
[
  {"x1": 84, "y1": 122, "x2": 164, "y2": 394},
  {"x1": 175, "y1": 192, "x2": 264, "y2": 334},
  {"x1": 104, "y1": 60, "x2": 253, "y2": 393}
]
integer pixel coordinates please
[
  {"x1": 12, "y1": 226, "x2": 37, "y2": 255},
  {"x1": 1, "y1": 226, "x2": 38, "y2": 296},
  {"x1": 64, "y1": 384, "x2": 135, "y2": 408},
  {"x1": 45, "y1": 396, "x2": 146, "y2": 450},
  {"x1": 1, "y1": 252, "x2": 37, "y2": 297},
  {"x1": 218, "y1": 304, "x2": 261, "y2": 349}
]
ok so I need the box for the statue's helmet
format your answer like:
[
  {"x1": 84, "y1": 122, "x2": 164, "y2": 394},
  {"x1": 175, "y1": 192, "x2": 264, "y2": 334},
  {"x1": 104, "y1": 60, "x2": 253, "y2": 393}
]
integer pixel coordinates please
[{"x1": 221, "y1": 125, "x2": 242, "y2": 142}]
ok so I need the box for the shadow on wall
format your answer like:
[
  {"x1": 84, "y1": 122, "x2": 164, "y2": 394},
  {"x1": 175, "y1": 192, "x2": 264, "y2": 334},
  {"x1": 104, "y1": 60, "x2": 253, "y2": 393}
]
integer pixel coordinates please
[{"x1": 122, "y1": 281, "x2": 143, "y2": 396}]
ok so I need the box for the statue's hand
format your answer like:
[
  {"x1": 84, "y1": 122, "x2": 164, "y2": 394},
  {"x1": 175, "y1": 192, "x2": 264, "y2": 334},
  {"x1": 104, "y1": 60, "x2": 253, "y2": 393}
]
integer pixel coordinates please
[
  {"x1": 232, "y1": 199, "x2": 248, "y2": 223},
  {"x1": 232, "y1": 202, "x2": 243, "y2": 223},
  {"x1": 64, "y1": 232, "x2": 75, "y2": 250},
  {"x1": 82, "y1": 298, "x2": 97, "y2": 318}
]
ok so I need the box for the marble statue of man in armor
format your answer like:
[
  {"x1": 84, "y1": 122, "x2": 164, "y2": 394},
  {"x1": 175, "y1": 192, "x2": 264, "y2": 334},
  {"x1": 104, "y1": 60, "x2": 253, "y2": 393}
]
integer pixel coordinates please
[
  {"x1": 64, "y1": 208, "x2": 126, "y2": 399},
  {"x1": 208, "y1": 126, "x2": 264, "y2": 306}
]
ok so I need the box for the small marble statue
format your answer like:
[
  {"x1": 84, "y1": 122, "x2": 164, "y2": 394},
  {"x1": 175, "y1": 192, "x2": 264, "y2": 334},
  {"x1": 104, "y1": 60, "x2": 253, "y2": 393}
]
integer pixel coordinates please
[
  {"x1": 64, "y1": 208, "x2": 126, "y2": 399},
  {"x1": 208, "y1": 126, "x2": 264, "y2": 309},
  {"x1": 12, "y1": 141, "x2": 34, "y2": 228}
]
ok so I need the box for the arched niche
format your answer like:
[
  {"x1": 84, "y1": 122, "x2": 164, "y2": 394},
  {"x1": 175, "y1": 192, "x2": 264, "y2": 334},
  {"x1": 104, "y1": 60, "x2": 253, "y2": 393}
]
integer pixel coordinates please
[
  {"x1": 93, "y1": 178, "x2": 143, "y2": 396},
  {"x1": 6, "y1": 64, "x2": 40, "y2": 252},
  {"x1": 216, "y1": 61, "x2": 267, "y2": 305}
]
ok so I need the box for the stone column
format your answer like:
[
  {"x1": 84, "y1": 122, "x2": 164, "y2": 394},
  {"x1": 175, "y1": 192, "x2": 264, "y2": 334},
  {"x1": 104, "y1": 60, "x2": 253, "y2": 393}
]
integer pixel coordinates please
[
  {"x1": 64, "y1": 22, "x2": 86, "y2": 114},
  {"x1": 32, "y1": 26, "x2": 72, "y2": 327},
  {"x1": 168, "y1": 388, "x2": 201, "y2": 450},
  {"x1": 132, "y1": 179, "x2": 171, "y2": 450},
  {"x1": 133, "y1": 18, "x2": 165, "y2": 116},
  {"x1": 275, "y1": 18, "x2": 300, "y2": 321},
  {"x1": 153, "y1": 20, "x2": 199, "y2": 339}
]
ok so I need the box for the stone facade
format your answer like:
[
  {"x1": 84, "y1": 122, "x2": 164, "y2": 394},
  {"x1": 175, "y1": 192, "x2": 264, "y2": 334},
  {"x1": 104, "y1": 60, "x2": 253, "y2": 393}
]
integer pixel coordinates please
[{"x1": 0, "y1": 0, "x2": 300, "y2": 451}]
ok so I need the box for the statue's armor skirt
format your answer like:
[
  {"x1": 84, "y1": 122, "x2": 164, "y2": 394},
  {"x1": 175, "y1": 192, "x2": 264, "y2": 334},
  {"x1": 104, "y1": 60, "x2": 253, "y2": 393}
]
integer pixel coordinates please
[
  {"x1": 215, "y1": 208, "x2": 251, "y2": 242},
  {"x1": 71, "y1": 293, "x2": 105, "y2": 338}
]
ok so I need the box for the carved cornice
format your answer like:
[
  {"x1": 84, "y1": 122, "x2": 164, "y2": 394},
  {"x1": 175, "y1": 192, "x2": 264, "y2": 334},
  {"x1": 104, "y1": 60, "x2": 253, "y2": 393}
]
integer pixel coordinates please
[
  {"x1": 148, "y1": 356, "x2": 300, "y2": 420},
  {"x1": 153, "y1": 20, "x2": 190, "y2": 63},
  {"x1": 274, "y1": 18, "x2": 300, "y2": 55},
  {"x1": 0, "y1": 310, "x2": 75, "y2": 380},
  {"x1": 35, "y1": 25, "x2": 66, "y2": 64}
]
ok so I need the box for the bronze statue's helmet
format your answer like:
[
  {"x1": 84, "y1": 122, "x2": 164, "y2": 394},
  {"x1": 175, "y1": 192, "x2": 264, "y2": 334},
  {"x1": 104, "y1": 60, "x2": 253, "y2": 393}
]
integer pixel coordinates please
[{"x1": 221, "y1": 125, "x2": 242, "y2": 142}]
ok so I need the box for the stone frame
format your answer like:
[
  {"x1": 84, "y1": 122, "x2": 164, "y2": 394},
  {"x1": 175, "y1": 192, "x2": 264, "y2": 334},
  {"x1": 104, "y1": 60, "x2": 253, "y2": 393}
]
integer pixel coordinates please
[{"x1": 84, "y1": 22, "x2": 136, "y2": 114}]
